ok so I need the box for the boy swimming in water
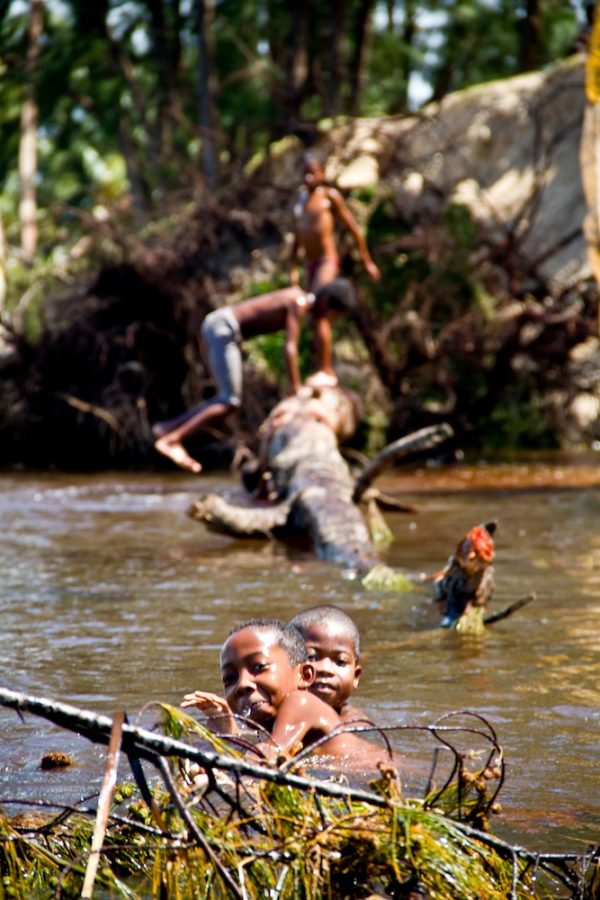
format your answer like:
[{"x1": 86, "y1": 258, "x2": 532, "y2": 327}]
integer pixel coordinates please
[
  {"x1": 290, "y1": 605, "x2": 368, "y2": 723},
  {"x1": 181, "y1": 618, "x2": 393, "y2": 769}
]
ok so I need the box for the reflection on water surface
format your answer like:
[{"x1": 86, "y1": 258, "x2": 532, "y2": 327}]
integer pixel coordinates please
[{"x1": 0, "y1": 456, "x2": 599, "y2": 852}]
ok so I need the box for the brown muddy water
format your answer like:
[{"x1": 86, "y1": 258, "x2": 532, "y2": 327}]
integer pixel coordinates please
[{"x1": 0, "y1": 455, "x2": 599, "y2": 855}]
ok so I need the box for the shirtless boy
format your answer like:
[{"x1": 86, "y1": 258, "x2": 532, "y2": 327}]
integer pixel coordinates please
[
  {"x1": 152, "y1": 281, "x2": 346, "y2": 474},
  {"x1": 181, "y1": 618, "x2": 394, "y2": 769},
  {"x1": 290, "y1": 153, "x2": 381, "y2": 292},
  {"x1": 290, "y1": 605, "x2": 369, "y2": 724}
]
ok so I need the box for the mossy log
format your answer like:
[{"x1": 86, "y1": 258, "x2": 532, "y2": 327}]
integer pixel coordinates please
[
  {"x1": 189, "y1": 386, "x2": 452, "y2": 577},
  {"x1": 191, "y1": 386, "x2": 380, "y2": 570}
]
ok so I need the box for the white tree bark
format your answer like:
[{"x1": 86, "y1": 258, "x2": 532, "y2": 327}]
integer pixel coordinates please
[{"x1": 19, "y1": 0, "x2": 44, "y2": 263}]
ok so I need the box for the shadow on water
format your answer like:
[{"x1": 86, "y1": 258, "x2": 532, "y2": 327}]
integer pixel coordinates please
[{"x1": 0, "y1": 453, "x2": 599, "y2": 852}]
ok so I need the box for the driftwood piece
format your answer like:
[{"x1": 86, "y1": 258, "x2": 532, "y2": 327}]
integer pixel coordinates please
[
  {"x1": 271, "y1": 420, "x2": 379, "y2": 569},
  {"x1": 189, "y1": 492, "x2": 293, "y2": 536},
  {"x1": 189, "y1": 388, "x2": 455, "y2": 572},
  {"x1": 81, "y1": 711, "x2": 124, "y2": 899},
  {"x1": 483, "y1": 592, "x2": 536, "y2": 625}
]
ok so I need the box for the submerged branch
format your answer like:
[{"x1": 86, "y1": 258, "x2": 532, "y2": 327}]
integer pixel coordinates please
[
  {"x1": 484, "y1": 593, "x2": 536, "y2": 625},
  {"x1": 0, "y1": 686, "x2": 394, "y2": 809},
  {"x1": 188, "y1": 492, "x2": 293, "y2": 536},
  {"x1": 0, "y1": 686, "x2": 596, "y2": 897}
]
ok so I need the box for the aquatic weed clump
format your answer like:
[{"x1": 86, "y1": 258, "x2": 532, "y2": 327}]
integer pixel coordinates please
[{"x1": 0, "y1": 690, "x2": 598, "y2": 898}]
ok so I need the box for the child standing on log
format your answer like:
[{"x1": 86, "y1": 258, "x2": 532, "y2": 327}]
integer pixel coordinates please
[
  {"x1": 181, "y1": 618, "x2": 397, "y2": 771},
  {"x1": 290, "y1": 605, "x2": 369, "y2": 724},
  {"x1": 290, "y1": 152, "x2": 381, "y2": 292},
  {"x1": 152, "y1": 279, "x2": 360, "y2": 473}
]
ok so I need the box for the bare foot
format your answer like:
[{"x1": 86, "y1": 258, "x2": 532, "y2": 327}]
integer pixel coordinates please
[{"x1": 154, "y1": 437, "x2": 202, "y2": 474}]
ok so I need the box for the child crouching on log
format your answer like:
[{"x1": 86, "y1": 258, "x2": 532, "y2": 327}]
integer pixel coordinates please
[{"x1": 181, "y1": 618, "x2": 398, "y2": 772}]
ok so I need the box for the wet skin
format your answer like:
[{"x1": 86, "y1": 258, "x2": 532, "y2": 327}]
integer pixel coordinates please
[
  {"x1": 299, "y1": 621, "x2": 362, "y2": 713},
  {"x1": 220, "y1": 627, "x2": 313, "y2": 730},
  {"x1": 187, "y1": 626, "x2": 394, "y2": 766}
]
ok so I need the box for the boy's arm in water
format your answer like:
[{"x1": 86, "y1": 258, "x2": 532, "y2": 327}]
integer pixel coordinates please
[
  {"x1": 263, "y1": 691, "x2": 400, "y2": 772},
  {"x1": 329, "y1": 188, "x2": 381, "y2": 281},
  {"x1": 181, "y1": 690, "x2": 239, "y2": 735},
  {"x1": 339, "y1": 703, "x2": 372, "y2": 724}
]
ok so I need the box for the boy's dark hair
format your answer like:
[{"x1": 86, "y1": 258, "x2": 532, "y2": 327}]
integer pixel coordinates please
[
  {"x1": 290, "y1": 605, "x2": 360, "y2": 657},
  {"x1": 312, "y1": 278, "x2": 359, "y2": 319},
  {"x1": 303, "y1": 149, "x2": 325, "y2": 169},
  {"x1": 226, "y1": 618, "x2": 307, "y2": 666}
]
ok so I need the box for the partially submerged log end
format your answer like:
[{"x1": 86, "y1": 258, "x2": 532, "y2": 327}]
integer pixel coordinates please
[
  {"x1": 454, "y1": 605, "x2": 485, "y2": 636},
  {"x1": 362, "y1": 563, "x2": 414, "y2": 593},
  {"x1": 353, "y1": 423, "x2": 454, "y2": 504}
]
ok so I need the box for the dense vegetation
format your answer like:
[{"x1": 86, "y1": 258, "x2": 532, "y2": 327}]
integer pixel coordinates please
[
  {"x1": 0, "y1": 1, "x2": 593, "y2": 469},
  {"x1": 0, "y1": 1, "x2": 585, "y2": 238}
]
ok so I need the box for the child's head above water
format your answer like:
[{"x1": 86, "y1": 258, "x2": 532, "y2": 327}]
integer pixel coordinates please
[
  {"x1": 289, "y1": 605, "x2": 362, "y2": 713},
  {"x1": 220, "y1": 618, "x2": 312, "y2": 730}
]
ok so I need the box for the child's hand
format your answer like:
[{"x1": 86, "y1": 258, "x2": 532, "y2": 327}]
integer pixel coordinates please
[
  {"x1": 181, "y1": 691, "x2": 230, "y2": 717},
  {"x1": 365, "y1": 260, "x2": 381, "y2": 281},
  {"x1": 181, "y1": 690, "x2": 229, "y2": 714},
  {"x1": 181, "y1": 691, "x2": 238, "y2": 734}
]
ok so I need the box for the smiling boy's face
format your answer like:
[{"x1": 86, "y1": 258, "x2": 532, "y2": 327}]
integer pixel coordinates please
[
  {"x1": 220, "y1": 627, "x2": 313, "y2": 728},
  {"x1": 299, "y1": 621, "x2": 361, "y2": 712}
]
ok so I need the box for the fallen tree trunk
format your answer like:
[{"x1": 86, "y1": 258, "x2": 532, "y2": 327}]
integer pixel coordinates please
[
  {"x1": 192, "y1": 387, "x2": 380, "y2": 570},
  {"x1": 189, "y1": 386, "x2": 452, "y2": 574}
]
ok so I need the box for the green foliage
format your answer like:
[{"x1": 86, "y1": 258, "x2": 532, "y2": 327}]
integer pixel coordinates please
[
  {"x1": 539, "y1": 0, "x2": 582, "y2": 61},
  {"x1": 443, "y1": 202, "x2": 477, "y2": 249},
  {"x1": 420, "y1": 0, "x2": 580, "y2": 100},
  {"x1": 0, "y1": 765, "x2": 567, "y2": 898},
  {"x1": 478, "y1": 384, "x2": 558, "y2": 451},
  {"x1": 0, "y1": 0, "x2": 584, "y2": 259}
]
